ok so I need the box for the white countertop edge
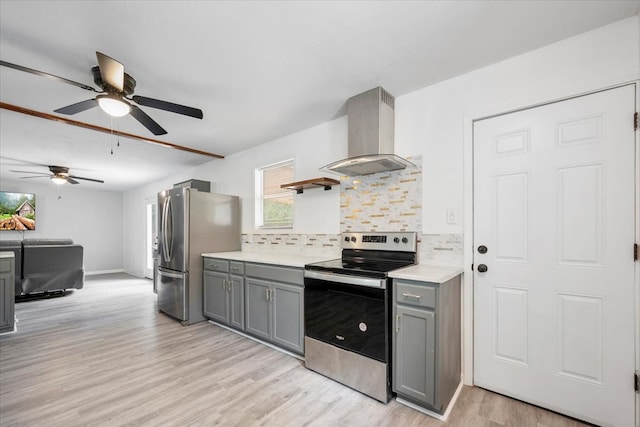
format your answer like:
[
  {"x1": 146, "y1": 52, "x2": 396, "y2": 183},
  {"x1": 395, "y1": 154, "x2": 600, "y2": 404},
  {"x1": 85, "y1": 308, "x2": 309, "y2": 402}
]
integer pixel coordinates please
[
  {"x1": 389, "y1": 264, "x2": 463, "y2": 283},
  {"x1": 202, "y1": 251, "x2": 336, "y2": 268},
  {"x1": 202, "y1": 251, "x2": 463, "y2": 282}
]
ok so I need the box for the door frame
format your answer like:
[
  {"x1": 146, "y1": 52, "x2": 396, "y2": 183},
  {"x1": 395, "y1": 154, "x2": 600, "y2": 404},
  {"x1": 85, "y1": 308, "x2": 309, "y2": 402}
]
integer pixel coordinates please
[
  {"x1": 462, "y1": 81, "x2": 639, "y2": 416},
  {"x1": 144, "y1": 197, "x2": 157, "y2": 279}
]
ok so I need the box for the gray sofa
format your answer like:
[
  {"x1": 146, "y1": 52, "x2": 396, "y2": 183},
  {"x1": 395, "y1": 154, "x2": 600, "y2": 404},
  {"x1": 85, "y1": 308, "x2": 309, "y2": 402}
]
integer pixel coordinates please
[{"x1": 0, "y1": 238, "x2": 84, "y2": 297}]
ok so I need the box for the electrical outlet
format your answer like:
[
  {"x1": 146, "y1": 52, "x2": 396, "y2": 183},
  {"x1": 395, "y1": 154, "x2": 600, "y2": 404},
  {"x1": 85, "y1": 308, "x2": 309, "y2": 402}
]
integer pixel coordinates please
[{"x1": 446, "y1": 209, "x2": 457, "y2": 224}]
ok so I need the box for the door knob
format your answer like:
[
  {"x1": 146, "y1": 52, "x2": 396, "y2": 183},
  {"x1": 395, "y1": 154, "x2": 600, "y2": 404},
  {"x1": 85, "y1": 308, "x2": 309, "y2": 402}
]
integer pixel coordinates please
[
  {"x1": 478, "y1": 245, "x2": 488, "y2": 254},
  {"x1": 477, "y1": 264, "x2": 488, "y2": 273}
]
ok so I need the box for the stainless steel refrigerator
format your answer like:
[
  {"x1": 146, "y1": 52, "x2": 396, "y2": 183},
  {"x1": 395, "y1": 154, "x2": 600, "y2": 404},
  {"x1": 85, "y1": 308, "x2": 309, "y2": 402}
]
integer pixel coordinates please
[{"x1": 156, "y1": 187, "x2": 240, "y2": 325}]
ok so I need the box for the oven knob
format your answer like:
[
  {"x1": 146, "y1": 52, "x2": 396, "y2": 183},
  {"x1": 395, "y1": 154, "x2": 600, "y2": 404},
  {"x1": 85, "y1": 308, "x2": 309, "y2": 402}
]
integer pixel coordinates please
[
  {"x1": 350, "y1": 236, "x2": 356, "y2": 243},
  {"x1": 344, "y1": 236, "x2": 350, "y2": 242},
  {"x1": 393, "y1": 237, "x2": 400, "y2": 243},
  {"x1": 401, "y1": 237, "x2": 408, "y2": 244}
]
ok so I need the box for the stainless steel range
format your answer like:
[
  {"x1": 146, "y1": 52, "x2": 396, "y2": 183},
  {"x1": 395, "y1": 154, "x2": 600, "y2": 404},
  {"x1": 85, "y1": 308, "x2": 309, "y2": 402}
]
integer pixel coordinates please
[{"x1": 303, "y1": 231, "x2": 417, "y2": 403}]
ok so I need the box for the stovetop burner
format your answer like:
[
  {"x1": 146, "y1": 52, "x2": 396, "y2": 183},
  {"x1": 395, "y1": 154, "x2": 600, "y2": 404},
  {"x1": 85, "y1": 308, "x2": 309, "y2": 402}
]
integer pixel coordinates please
[
  {"x1": 305, "y1": 256, "x2": 415, "y2": 278},
  {"x1": 305, "y1": 232, "x2": 418, "y2": 279}
]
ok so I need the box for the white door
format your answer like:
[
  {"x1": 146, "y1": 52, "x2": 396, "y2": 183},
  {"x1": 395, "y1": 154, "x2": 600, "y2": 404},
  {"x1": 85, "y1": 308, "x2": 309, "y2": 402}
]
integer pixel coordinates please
[{"x1": 473, "y1": 85, "x2": 636, "y2": 427}]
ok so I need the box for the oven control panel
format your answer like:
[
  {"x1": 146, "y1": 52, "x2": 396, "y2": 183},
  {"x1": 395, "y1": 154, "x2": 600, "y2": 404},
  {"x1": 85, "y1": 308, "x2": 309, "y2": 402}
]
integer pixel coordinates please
[{"x1": 341, "y1": 232, "x2": 417, "y2": 251}]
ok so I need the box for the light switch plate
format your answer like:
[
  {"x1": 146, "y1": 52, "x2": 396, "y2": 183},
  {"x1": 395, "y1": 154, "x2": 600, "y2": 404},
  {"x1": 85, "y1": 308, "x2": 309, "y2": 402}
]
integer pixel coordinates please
[{"x1": 446, "y1": 209, "x2": 457, "y2": 224}]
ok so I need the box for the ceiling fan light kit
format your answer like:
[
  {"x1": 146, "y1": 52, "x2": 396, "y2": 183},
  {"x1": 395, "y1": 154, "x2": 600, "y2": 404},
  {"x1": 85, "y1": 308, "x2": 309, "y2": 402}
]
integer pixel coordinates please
[
  {"x1": 0, "y1": 51, "x2": 204, "y2": 136},
  {"x1": 10, "y1": 165, "x2": 104, "y2": 185},
  {"x1": 50, "y1": 176, "x2": 67, "y2": 185},
  {"x1": 97, "y1": 94, "x2": 131, "y2": 117}
]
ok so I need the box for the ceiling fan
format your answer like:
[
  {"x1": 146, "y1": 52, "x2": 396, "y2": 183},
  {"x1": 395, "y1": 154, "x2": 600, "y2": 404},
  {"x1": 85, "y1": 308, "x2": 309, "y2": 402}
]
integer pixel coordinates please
[
  {"x1": 0, "y1": 52, "x2": 203, "y2": 135},
  {"x1": 10, "y1": 165, "x2": 104, "y2": 185}
]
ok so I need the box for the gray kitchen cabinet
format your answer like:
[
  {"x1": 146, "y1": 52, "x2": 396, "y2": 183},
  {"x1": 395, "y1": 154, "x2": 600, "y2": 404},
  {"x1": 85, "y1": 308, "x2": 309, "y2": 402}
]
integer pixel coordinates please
[
  {"x1": 203, "y1": 258, "x2": 244, "y2": 330},
  {"x1": 245, "y1": 263, "x2": 304, "y2": 355},
  {"x1": 271, "y1": 281, "x2": 304, "y2": 353},
  {"x1": 392, "y1": 275, "x2": 461, "y2": 414},
  {"x1": 245, "y1": 277, "x2": 271, "y2": 341},
  {"x1": 0, "y1": 253, "x2": 15, "y2": 334}
]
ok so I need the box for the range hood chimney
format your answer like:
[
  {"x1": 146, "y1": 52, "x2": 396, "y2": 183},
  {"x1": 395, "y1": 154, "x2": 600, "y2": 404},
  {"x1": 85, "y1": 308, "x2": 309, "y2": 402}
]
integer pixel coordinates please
[{"x1": 321, "y1": 86, "x2": 413, "y2": 176}]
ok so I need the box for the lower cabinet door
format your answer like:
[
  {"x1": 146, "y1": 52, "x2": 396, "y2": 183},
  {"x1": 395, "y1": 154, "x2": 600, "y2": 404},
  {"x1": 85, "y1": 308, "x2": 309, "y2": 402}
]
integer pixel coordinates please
[
  {"x1": 203, "y1": 270, "x2": 229, "y2": 324},
  {"x1": 245, "y1": 278, "x2": 271, "y2": 341},
  {"x1": 229, "y1": 275, "x2": 245, "y2": 330},
  {"x1": 393, "y1": 304, "x2": 436, "y2": 406},
  {"x1": 271, "y1": 282, "x2": 304, "y2": 354}
]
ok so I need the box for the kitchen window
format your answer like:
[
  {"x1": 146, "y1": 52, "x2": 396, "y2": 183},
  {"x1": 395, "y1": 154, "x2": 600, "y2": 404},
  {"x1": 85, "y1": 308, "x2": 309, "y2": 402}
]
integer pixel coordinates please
[{"x1": 255, "y1": 159, "x2": 294, "y2": 229}]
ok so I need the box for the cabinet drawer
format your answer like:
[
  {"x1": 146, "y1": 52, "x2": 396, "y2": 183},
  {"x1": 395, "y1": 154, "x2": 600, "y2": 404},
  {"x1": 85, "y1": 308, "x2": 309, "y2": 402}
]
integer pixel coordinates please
[
  {"x1": 395, "y1": 280, "x2": 436, "y2": 309},
  {"x1": 245, "y1": 263, "x2": 303, "y2": 285},
  {"x1": 203, "y1": 258, "x2": 229, "y2": 273},
  {"x1": 229, "y1": 262, "x2": 244, "y2": 275}
]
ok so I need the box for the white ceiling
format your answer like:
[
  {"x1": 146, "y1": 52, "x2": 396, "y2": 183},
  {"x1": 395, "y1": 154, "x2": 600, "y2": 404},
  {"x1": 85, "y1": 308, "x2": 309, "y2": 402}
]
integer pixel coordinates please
[{"x1": 1, "y1": 1, "x2": 638, "y2": 191}]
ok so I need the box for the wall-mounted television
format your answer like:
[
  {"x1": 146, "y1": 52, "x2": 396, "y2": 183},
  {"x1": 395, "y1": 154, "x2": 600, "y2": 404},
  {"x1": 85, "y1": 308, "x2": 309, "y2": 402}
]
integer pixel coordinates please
[{"x1": 0, "y1": 191, "x2": 36, "y2": 231}]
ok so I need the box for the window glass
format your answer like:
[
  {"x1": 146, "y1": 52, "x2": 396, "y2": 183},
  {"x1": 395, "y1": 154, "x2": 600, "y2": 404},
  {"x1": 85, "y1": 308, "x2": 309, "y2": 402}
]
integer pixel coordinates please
[{"x1": 256, "y1": 160, "x2": 294, "y2": 229}]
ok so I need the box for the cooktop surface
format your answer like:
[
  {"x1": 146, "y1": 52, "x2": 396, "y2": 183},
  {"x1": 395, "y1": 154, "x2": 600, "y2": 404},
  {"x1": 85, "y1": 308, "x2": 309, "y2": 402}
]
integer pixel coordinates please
[{"x1": 305, "y1": 256, "x2": 415, "y2": 278}]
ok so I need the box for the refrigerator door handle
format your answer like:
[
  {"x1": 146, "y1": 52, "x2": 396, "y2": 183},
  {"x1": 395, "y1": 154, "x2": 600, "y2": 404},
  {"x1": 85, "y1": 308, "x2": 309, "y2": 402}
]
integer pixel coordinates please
[
  {"x1": 162, "y1": 195, "x2": 173, "y2": 263},
  {"x1": 158, "y1": 269, "x2": 184, "y2": 280}
]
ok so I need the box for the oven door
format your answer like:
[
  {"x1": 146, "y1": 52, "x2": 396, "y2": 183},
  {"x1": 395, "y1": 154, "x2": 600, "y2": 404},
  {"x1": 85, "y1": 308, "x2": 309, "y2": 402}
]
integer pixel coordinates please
[{"x1": 304, "y1": 271, "x2": 389, "y2": 362}]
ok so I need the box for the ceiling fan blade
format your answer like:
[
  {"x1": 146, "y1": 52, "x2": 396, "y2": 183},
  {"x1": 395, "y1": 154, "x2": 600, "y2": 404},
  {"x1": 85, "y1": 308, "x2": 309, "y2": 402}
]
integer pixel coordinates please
[
  {"x1": 129, "y1": 106, "x2": 167, "y2": 135},
  {"x1": 19, "y1": 176, "x2": 49, "y2": 180},
  {"x1": 54, "y1": 99, "x2": 98, "y2": 115},
  {"x1": 132, "y1": 96, "x2": 203, "y2": 119},
  {"x1": 96, "y1": 52, "x2": 124, "y2": 92},
  {"x1": 66, "y1": 177, "x2": 80, "y2": 185},
  {"x1": 69, "y1": 175, "x2": 104, "y2": 184},
  {"x1": 0, "y1": 60, "x2": 98, "y2": 92},
  {"x1": 10, "y1": 170, "x2": 51, "y2": 176}
]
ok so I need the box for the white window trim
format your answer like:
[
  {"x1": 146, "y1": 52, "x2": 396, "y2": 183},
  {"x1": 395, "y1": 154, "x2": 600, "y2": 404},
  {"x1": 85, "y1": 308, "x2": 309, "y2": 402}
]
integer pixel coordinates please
[{"x1": 255, "y1": 159, "x2": 295, "y2": 230}]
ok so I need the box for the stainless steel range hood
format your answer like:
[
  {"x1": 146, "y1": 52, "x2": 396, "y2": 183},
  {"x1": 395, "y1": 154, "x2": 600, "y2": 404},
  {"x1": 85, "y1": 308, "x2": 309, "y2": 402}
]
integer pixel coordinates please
[{"x1": 321, "y1": 87, "x2": 413, "y2": 176}]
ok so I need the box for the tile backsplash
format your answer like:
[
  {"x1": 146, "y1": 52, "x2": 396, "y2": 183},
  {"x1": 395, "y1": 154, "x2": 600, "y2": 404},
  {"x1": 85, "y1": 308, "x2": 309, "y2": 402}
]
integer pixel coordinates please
[
  {"x1": 340, "y1": 155, "x2": 422, "y2": 233},
  {"x1": 242, "y1": 233, "x2": 341, "y2": 257},
  {"x1": 242, "y1": 155, "x2": 462, "y2": 267},
  {"x1": 242, "y1": 232, "x2": 463, "y2": 267}
]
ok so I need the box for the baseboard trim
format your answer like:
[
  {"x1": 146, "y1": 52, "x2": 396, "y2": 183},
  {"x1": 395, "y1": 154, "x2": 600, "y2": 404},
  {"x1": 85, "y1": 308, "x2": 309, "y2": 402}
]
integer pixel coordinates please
[
  {"x1": 207, "y1": 320, "x2": 304, "y2": 361},
  {"x1": 396, "y1": 381, "x2": 463, "y2": 421},
  {"x1": 85, "y1": 269, "x2": 125, "y2": 276}
]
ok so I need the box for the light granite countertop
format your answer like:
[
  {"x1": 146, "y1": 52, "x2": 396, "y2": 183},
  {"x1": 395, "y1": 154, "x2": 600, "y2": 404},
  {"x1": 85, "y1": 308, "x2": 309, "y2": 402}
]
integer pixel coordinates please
[
  {"x1": 202, "y1": 251, "x2": 463, "y2": 282},
  {"x1": 389, "y1": 264, "x2": 463, "y2": 284},
  {"x1": 201, "y1": 251, "x2": 336, "y2": 268}
]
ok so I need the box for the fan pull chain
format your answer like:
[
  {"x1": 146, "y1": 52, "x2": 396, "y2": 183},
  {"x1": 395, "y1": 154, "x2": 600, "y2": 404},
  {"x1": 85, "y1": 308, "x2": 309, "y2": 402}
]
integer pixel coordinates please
[{"x1": 110, "y1": 116, "x2": 114, "y2": 155}]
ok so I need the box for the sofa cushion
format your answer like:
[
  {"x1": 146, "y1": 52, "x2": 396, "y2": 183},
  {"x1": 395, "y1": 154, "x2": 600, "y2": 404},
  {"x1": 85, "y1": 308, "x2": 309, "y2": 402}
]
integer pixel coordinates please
[{"x1": 21, "y1": 242, "x2": 83, "y2": 294}]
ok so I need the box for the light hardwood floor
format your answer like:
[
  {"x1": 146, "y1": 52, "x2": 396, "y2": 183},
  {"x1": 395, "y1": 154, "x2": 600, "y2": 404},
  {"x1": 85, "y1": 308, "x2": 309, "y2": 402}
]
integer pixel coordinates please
[{"x1": 0, "y1": 273, "x2": 590, "y2": 427}]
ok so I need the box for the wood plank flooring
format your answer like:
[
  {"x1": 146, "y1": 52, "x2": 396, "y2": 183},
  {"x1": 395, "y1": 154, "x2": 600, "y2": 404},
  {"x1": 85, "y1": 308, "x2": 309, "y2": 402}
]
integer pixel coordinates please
[{"x1": 0, "y1": 273, "x2": 590, "y2": 427}]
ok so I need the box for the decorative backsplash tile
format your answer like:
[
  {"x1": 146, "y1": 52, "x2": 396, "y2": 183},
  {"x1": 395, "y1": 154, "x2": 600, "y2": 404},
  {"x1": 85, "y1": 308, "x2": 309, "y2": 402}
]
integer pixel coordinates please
[
  {"x1": 340, "y1": 156, "x2": 422, "y2": 233},
  {"x1": 418, "y1": 234, "x2": 464, "y2": 267},
  {"x1": 241, "y1": 156, "x2": 462, "y2": 267},
  {"x1": 242, "y1": 232, "x2": 463, "y2": 267},
  {"x1": 242, "y1": 233, "x2": 341, "y2": 257}
]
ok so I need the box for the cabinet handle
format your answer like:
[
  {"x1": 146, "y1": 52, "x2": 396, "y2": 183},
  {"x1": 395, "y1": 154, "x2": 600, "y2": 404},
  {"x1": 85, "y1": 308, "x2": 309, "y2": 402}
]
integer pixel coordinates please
[
  {"x1": 265, "y1": 288, "x2": 270, "y2": 301},
  {"x1": 211, "y1": 264, "x2": 219, "y2": 269},
  {"x1": 395, "y1": 314, "x2": 400, "y2": 332},
  {"x1": 402, "y1": 292, "x2": 421, "y2": 300},
  {"x1": 222, "y1": 279, "x2": 227, "y2": 291},
  {"x1": 231, "y1": 267, "x2": 239, "y2": 271}
]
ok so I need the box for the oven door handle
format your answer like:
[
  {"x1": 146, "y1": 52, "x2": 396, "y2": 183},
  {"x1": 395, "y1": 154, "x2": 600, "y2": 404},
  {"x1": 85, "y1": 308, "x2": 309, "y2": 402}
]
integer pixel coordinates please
[{"x1": 304, "y1": 270, "x2": 387, "y2": 289}]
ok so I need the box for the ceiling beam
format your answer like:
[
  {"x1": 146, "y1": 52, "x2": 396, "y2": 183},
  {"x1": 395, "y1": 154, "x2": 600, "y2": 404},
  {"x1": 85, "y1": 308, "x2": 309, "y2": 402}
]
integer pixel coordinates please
[{"x1": 0, "y1": 102, "x2": 224, "y2": 159}]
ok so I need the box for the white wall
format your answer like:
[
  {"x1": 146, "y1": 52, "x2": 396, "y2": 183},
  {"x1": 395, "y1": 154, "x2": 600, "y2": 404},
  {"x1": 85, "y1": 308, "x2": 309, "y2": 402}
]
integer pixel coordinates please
[
  {"x1": 395, "y1": 15, "x2": 639, "y2": 235},
  {"x1": 0, "y1": 179, "x2": 124, "y2": 273},
  {"x1": 123, "y1": 16, "x2": 639, "y2": 278},
  {"x1": 392, "y1": 15, "x2": 639, "y2": 384},
  {"x1": 123, "y1": 117, "x2": 347, "y2": 276}
]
